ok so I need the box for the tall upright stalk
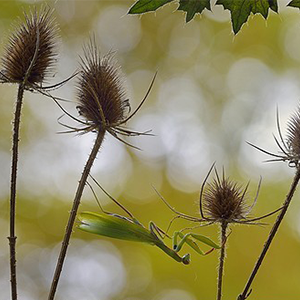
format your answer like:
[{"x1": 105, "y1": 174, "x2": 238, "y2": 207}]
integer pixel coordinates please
[
  {"x1": 217, "y1": 221, "x2": 228, "y2": 300},
  {"x1": 7, "y1": 22, "x2": 41, "y2": 300},
  {"x1": 47, "y1": 39, "x2": 151, "y2": 299},
  {"x1": 1, "y1": 8, "x2": 58, "y2": 298},
  {"x1": 8, "y1": 83, "x2": 25, "y2": 300},
  {"x1": 48, "y1": 130, "x2": 105, "y2": 300},
  {"x1": 8, "y1": 53, "x2": 39, "y2": 300},
  {"x1": 195, "y1": 167, "x2": 278, "y2": 300},
  {"x1": 237, "y1": 166, "x2": 300, "y2": 300}
]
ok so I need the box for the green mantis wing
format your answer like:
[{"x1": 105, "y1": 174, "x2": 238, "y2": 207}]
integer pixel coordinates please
[{"x1": 78, "y1": 211, "x2": 155, "y2": 244}]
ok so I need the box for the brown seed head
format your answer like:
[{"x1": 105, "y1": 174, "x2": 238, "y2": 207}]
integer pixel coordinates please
[
  {"x1": 1, "y1": 7, "x2": 58, "y2": 85},
  {"x1": 76, "y1": 41, "x2": 129, "y2": 133},
  {"x1": 203, "y1": 172, "x2": 248, "y2": 223},
  {"x1": 286, "y1": 107, "x2": 300, "y2": 164}
]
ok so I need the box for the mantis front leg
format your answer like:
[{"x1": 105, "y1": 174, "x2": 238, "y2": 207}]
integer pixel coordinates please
[
  {"x1": 173, "y1": 231, "x2": 221, "y2": 255},
  {"x1": 149, "y1": 221, "x2": 191, "y2": 264},
  {"x1": 149, "y1": 222, "x2": 220, "y2": 258}
]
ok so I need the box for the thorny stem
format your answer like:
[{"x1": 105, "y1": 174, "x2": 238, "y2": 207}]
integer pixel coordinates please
[
  {"x1": 48, "y1": 130, "x2": 105, "y2": 300},
  {"x1": 8, "y1": 83, "x2": 25, "y2": 300},
  {"x1": 7, "y1": 26, "x2": 40, "y2": 300},
  {"x1": 237, "y1": 167, "x2": 300, "y2": 300},
  {"x1": 217, "y1": 221, "x2": 228, "y2": 300}
]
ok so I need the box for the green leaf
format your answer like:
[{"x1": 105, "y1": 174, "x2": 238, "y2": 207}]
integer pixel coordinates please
[
  {"x1": 269, "y1": 0, "x2": 279, "y2": 12},
  {"x1": 216, "y1": 0, "x2": 278, "y2": 34},
  {"x1": 128, "y1": 0, "x2": 174, "y2": 14},
  {"x1": 178, "y1": 0, "x2": 211, "y2": 22},
  {"x1": 288, "y1": 0, "x2": 300, "y2": 9}
]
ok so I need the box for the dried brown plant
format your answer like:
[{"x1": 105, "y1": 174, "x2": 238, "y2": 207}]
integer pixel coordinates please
[
  {"x1": 238, "y1": 106, "x2": 300, "y2": 300},
  {"x1": 1, "y1": 7, "x2": 59, "y2": 300},
  {"x1": 155, "y1": 165, "x2": 282, "y2": 300},
  {"x1": 1, "y1": 7, "x2": 58, "y2": 86},
  {"x1": 48, "y1": 39, "x2": 155, "y2": 300}
]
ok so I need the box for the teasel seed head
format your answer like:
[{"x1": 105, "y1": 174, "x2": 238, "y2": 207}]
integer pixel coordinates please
[
  {"x1": 285, "y1": 107, "x2": 300, "y2": 165},
  {"x1": 76, "y1": 40, "x2": 130, "y2": 134},
  {"x1": 61, "y1": 38, "x2": 154, "y2": 145},
  {"x1": 247, "y1": 106, "x2": 300, "y2": 167},
  {"x1": 1, "y1": 6, "x2": 58, "y2": 86},
  {"x1": 198, "y1": 165, "x2": 283, "y2": 227},
  {"x1": 202, "y1": 170, "x2": 248, "y2": 223}
]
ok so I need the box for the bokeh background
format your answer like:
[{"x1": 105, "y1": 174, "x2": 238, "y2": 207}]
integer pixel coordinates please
[{"x1": 1, "y1": 0, "x2": 300, "y2": 299}]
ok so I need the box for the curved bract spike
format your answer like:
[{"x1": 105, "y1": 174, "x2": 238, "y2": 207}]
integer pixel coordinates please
[
  {"x1": 152, "y1": 185, "x2": 201, "y2": 222},
  {"x1": 118, "y1": 71, "x2": 157, "y2": 125},
  {"x1": 199, "y1": 163, "x2": 215, "y2": 219}
]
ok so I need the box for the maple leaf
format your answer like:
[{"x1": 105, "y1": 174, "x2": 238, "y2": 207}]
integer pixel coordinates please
[
  {"x1": 178, "y1": 0, "x2": 211, "y2": 22},
  {"x1": 216, "y1": 0, "x2": 278, "y2": 34},
  {"x1": 288, "y1": 0, "x2": 300, "y2": 9},
  {"x1": 128, "y1": 0, "x2": 174, "y2": 14},
  {"x1": 128, "y1": 0, "x2": 287, "y2": 34}
]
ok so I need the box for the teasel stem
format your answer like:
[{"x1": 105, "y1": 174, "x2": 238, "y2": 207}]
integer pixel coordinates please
[
  {"x1": 48, "y1": 130, "x2": 105, "y2": 300},
  {"x1": 8, "y1": 84, "x2": 24, "y2": 300},
  {"x1": 47, "y1": 38, "x2": 153, "y2": 299},
  {"x1": 8, "y1": 25, "x2": 41, "y2": 300},
  {"x1": 237, "y1": 166, "x2": 300, "y2": 300},
  {"x1": 217, "y1": 221, "x2": 228, "y2": 300}
]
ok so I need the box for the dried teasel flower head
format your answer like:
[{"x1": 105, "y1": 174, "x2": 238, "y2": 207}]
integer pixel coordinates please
[
  {"x1": 1, "y1": 6, "x2": 58, "y2": 86},
  {"x1": 201, "y1": 168, "x2": 249, "y2": 223},
  {"x1": 153, "y1": 165, "x2": 282, "y2": 228},
  {"x1": 285, "y1": 108, "x2": 300, "y2": 166},
  {"x1": 248, "y1": 106, "x2": 300, "y2": 168},
  {"x1": 73, "y1": 39, "x2": 155, "y2": 145},
  {"x1": 76, "y1": 41, "x2": 128, "y2": 132},
  {"x1": 197, "y1": 165, "x2": 281, "y2": 226}
]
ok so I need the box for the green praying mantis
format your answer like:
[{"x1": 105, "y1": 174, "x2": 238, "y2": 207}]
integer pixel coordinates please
[{"x1": 77, "y1": 176, "x2": 220, "y2": 265}]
